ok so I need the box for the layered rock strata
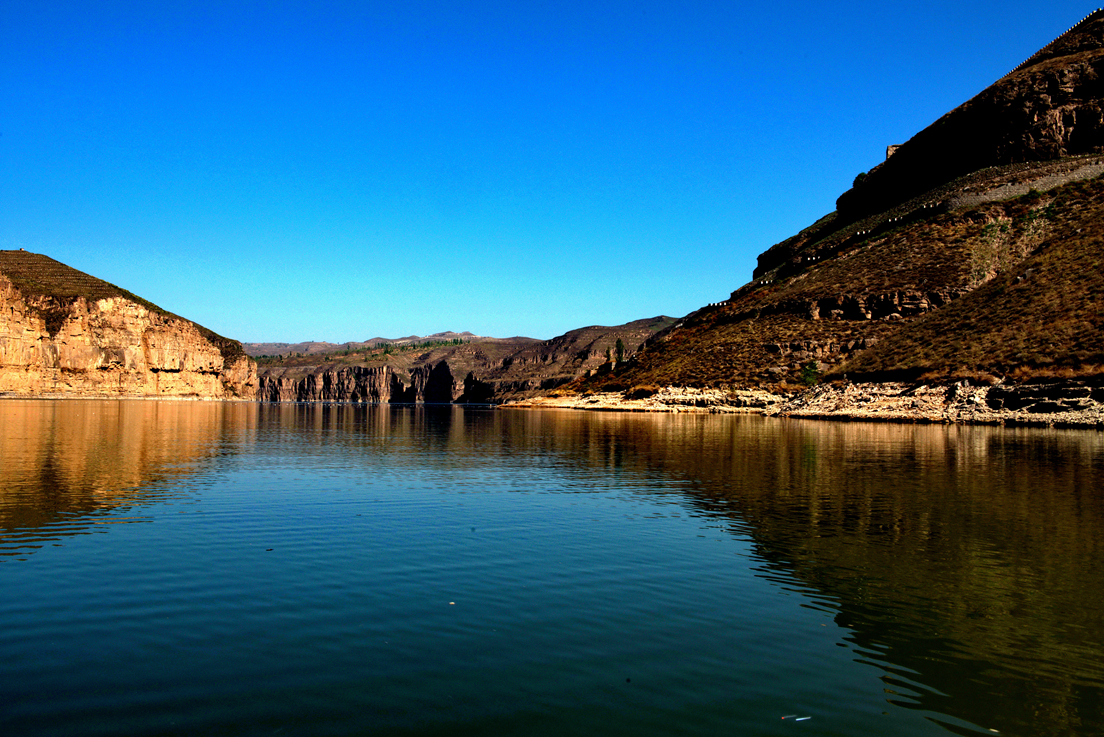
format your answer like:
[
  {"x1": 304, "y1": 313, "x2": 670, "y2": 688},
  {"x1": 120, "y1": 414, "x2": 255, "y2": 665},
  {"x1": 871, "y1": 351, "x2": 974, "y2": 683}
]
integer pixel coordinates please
[{"x1": 0, "y1": 253, "x2": 256, "y2": 399}]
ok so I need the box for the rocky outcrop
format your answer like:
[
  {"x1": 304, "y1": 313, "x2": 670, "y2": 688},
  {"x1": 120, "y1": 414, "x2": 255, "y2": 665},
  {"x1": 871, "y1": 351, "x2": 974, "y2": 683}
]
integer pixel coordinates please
[
  {"x1": 257, "y1": 360, "x2": 462, "y2": 403},
  {"x1": 769, "y1": 380, "x2": 1104, "y2": 427},
  {"x1": 505, "y1": 386, "x2": 789, "y2": 413},
  {"x1": 728, "y1": 289, "x2": 963, "y2": 322},
  {"x1": 406, "y1": 361, "x2": 457, "y2": 403},
  {"x1": 0, "y1": 278, "x2": 256, "y2": 399},
  {"x1": 0, "y1": 252, "x2": 256, "y2": 400},
  {"x1": 509, "y1": 380, "x2": 1104, "y2": 427}
]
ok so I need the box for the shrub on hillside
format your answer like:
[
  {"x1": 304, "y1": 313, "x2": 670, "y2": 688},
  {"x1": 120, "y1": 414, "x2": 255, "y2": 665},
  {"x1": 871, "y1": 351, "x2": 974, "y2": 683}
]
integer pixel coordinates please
[{"x1": 625, "y1": 385, "x2": 660, "y2": 399}]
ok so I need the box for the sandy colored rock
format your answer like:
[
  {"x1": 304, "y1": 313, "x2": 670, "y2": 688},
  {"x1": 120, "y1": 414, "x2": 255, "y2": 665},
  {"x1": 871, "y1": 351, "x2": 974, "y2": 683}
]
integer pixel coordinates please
[
  {"x1": 0, "y1": 273, "x2": 256, "y2": 400},
  {"x1": 508, "y1": 381, "x2": 1104, "y2": 428},
  {"x1": 503, "y1": 386, "x2": 789, "y2": 414}
]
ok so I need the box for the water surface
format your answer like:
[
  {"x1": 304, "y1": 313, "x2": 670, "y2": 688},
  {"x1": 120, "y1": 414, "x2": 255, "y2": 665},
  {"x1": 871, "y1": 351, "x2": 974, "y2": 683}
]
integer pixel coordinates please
[{"x1": 1, "y1": 400, "x2": 1101, "y2": 736}]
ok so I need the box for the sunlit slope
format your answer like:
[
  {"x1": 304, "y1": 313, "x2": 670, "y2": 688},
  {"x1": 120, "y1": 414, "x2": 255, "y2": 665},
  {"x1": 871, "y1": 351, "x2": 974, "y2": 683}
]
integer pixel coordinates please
[{"x1": 0, "y1": 250, "x2": 244, "y2": 361}]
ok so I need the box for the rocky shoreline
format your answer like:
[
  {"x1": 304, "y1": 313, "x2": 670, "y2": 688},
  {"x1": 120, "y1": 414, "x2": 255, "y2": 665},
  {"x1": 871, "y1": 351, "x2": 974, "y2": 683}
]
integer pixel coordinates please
[
  {"x1": 504, "y1": 380, "x2": 1104, "y2": 428},
  {"x1": 7, "y1": 377, "x2": 1101, "y2": 428}
]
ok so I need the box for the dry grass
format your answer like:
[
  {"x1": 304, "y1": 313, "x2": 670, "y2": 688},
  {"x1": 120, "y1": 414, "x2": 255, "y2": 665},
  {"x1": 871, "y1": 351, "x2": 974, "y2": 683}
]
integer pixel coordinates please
[{"x1": 580, "y1": 170, "x2": 1104, "y2": 391}]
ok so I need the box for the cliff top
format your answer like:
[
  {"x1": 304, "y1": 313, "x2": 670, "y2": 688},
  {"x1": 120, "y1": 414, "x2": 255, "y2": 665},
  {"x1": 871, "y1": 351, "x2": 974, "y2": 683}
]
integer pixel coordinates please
[
  {"x1": 0, "y1": 249, "x2": 245, "y2": 361},
  {"x1": 0, "y1": 249, "x2": 154, "y2": 304}
]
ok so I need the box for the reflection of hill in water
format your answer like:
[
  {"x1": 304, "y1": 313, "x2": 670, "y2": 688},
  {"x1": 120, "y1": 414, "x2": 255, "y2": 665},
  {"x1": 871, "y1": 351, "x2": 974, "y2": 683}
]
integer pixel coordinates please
[
  {"x1": 0, "y1": 400, "x2": 257, "y2": 559},
  {"x1": 429, "y1": 410, "x2": 1103, "y2": 737},
  {"x1": 12, "y1": 402, "x2": 1096, "y2": 734}
]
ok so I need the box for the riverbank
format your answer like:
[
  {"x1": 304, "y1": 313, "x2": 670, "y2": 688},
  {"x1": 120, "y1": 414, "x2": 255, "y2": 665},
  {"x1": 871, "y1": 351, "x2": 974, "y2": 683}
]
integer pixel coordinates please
[
  {"x1": 504, "y1": 380, "x2": 1104, "y2": 428},
  {"x1": 503, "y1": 386, "x2": 784, "y2": 414}
]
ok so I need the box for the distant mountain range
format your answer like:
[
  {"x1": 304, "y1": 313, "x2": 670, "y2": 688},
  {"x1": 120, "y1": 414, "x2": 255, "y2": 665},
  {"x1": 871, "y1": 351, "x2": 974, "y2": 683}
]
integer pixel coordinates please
[{"x1": 243, "y1": 331, "x2": 501, "y2": 358}]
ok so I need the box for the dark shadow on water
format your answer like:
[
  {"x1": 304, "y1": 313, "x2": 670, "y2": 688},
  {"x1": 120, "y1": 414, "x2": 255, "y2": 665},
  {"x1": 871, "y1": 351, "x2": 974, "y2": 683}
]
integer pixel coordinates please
[{"x1": 482, "y1": 410, "x2": 1104, "y2": 737}]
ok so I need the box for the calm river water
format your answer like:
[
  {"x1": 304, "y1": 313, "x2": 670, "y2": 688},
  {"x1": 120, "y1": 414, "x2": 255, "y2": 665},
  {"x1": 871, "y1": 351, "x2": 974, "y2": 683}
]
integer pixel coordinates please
[{"x1": 1, "y1": 400, "x2": 1102, "y2": 736}]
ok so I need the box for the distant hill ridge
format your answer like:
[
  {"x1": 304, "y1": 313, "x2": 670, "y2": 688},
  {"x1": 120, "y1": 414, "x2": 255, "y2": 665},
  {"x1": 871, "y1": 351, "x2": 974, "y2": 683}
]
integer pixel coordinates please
[{"x1": 244, "y1": 331, "x2": 496, "y2": 358}]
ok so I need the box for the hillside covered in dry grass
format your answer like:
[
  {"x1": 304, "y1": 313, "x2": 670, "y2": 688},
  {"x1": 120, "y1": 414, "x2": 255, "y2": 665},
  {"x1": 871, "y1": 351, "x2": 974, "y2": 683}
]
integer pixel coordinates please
[{"x1": 574, "y1": 12, "x2": 1104, "y2": 397}]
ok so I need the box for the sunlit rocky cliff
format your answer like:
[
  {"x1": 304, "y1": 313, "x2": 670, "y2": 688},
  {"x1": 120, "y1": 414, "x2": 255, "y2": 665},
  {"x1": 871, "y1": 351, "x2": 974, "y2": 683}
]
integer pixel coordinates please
[{"x1": 0, "y1": 251, "x2": 256, "y2": 399}]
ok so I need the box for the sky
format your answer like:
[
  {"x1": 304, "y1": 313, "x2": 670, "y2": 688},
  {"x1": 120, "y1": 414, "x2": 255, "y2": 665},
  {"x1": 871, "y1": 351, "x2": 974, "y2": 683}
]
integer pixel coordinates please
[{"x1": 2, "y1": 1, "x2": 1098, "y2": 342}]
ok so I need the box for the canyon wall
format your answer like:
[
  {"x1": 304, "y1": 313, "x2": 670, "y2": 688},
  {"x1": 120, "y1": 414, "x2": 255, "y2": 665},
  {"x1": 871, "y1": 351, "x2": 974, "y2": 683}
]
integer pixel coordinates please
[
  {"x1": 257, "y1": 365, "x2": 408, "y2": 402},
  {"x1": 0, "y1": 275, "x2": 256, "y2": 399},
  {"x1": 256, "y1": 361, "x2": 462, "y2": 403},
  {"x1": 254, "y1": 317, "x2": 676, "y2": 404}
]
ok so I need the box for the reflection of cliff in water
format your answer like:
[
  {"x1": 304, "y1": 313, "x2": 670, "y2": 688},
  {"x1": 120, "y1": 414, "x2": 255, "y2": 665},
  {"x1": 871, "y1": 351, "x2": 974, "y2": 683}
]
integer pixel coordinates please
[
  {"x1": 122, "y1": 403, "x2": 1101, "y2": 736},
  {"x1": 0, "y1": 400, "x2": 257, "y2": 560},
  {"x1": 484, "y1": 411, "x2": 1104, "y2": 737}
]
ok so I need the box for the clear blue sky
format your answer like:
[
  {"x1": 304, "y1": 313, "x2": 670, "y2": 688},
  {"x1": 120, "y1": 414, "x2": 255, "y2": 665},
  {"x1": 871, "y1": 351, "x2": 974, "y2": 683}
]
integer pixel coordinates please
[{"x1": 3, "y1": 1, "x2": 1097, "y2": 342}]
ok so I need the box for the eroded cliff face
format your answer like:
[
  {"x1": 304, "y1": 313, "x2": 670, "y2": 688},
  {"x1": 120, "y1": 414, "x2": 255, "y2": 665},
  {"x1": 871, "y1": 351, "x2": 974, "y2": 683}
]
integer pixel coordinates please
[
  {"x1": 257, "y1": 361, "x2": 459, "y2": 403},
  {"x1": 0, "y1": 276, "x2": 257, "y2": 399},
  {"x1": 253, "y1": 317, "x2": 677, "y2": 404},
  {"x1": 258, "y1": 365, "x2": 408, "y2": 402}
]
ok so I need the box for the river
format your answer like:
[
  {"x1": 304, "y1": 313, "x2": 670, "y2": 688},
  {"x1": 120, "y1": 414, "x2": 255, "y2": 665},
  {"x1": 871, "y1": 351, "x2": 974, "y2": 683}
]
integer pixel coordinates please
[{"x1": 1, "y1": 400, "x2": 1101, "y2": 736}]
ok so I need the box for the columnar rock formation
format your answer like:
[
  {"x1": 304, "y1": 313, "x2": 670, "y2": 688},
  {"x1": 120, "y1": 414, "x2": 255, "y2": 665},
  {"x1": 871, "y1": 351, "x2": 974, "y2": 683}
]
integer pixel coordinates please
[
  {"x1": 257, "y1": 360, "x2": 492, "y2": 404},
  {"x1": 0, "y1": 251, "x2": 256, "y2": 399},
  {"x1": 257, "y1": 364, "x2": 449, "y2": 403},
  {"x1": 252, "y1": 317, "x2": 675, "y2": 403}
]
